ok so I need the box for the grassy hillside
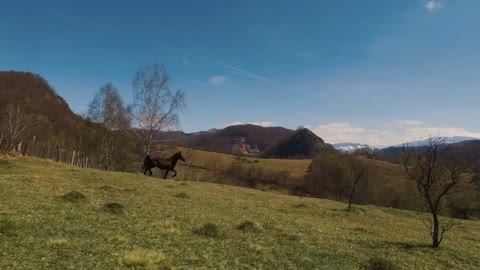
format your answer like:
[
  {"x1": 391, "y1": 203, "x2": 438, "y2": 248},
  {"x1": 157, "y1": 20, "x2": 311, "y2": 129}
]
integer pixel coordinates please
[
  {"x1": 1, "y1": 157, "x2": 480, "y2": 269},
  {"x1": 177, "y1": 147, "x2": 311, "y2": 178}
]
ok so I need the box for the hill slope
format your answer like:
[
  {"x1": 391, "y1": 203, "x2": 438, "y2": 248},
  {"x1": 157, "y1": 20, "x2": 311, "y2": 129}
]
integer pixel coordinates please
[{"x1": 1, "y1": 157, "x2": 479, "y2": 269}]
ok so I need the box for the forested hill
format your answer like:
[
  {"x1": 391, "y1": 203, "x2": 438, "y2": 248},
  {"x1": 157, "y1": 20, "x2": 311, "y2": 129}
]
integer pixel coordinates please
[{"x1": 0, "y1": 71, "x2": 91, "y2": 145}]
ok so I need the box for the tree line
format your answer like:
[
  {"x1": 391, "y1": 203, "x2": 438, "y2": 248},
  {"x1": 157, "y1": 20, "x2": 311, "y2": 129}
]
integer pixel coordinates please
[{"x1": 0, "y1": 64, "x2": 186, "y2": 171}]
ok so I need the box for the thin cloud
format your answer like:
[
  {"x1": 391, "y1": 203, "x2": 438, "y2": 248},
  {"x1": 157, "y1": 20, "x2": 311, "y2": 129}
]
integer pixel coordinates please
[
  {"x1": 425, "y1": 1, "x2": 443, "y2": 11},
  {"x1": 208, "y1": 76, "x2": 227, "y2": 86},
  {"x1": 217, "y1": 63, "x2": 271, "y2": 82}
]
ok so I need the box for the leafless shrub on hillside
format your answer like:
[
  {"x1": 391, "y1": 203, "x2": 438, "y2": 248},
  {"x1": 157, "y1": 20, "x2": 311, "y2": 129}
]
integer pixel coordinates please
[{"x1": 401, "y1": 137, "x2": 480, "y2": 248}]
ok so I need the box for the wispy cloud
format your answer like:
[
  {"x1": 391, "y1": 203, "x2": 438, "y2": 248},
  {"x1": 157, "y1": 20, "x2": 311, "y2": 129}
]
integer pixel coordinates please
[
  {"x1": 307, "y1": 121, "x2": 480, "y2": 146},
  {"x1": 386, "y1": 120, "x2": 423, "y2": 127},
  {"x1": 217, "y1": 63, "x2": 271, "y2": 82},
  {"x1": 208, "y1": 76, "x2": 227, "y2": 86},
  {"x1": 182, "y1": 58, "x2": 191, "y2": 65},
  {"x1": 225, "y1": 121, "x2": 275, "y2": 127},
  {"x1": 425, "y1": 1, "x2": 443, "y2": 11}
]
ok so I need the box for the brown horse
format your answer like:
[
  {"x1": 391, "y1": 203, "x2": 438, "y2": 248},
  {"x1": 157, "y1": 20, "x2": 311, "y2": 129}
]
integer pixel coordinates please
[{"x1": 142, "y1": 151, "x2": 186, "y2": 179}]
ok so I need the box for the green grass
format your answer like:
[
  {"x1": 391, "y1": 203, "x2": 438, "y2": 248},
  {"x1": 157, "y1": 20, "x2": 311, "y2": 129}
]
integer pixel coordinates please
[{"x1": 1, "y1": 156, "x2": 480, "y2": 269}]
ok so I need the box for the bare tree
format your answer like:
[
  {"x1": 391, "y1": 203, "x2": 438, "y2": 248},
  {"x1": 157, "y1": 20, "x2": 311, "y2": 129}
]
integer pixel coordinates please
[
  {"x1": 401, "y1": 138, "x2": 479, "y2": 248},
  {"x1": 0, "y1": 102, "x2": 29, "y2": 153},
  {"x1": 342, "y1": 155, "x2": 373, "y2": 210},
  {"x1": 132, "y1": 64, "x2": 185, "y2": 155},
  {"x1": 87, "y1": 83, "x2": 131, "y2": 170}
]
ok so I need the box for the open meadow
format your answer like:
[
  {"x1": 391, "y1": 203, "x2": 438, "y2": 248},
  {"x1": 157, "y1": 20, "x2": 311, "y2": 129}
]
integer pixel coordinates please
[{"x1": 1, "y1": 157, "x2": 480, "y2": 269}]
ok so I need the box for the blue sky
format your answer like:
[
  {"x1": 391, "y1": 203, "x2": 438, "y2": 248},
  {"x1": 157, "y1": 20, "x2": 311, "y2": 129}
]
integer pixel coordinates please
[{"x1": 1, "y1": 0, "x2": 480, "y2": 145}]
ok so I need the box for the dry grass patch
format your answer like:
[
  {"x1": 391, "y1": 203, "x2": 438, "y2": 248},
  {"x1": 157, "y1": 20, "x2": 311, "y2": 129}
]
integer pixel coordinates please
[
  {"x1": 248, "y1": 243, "x2": 266, "y2": 254},
  {"x1": 122, "y1": 249, "x2": 173, "y2": 270},
  {"x1": 47, "y1": 238, "x2": 69, "y2": 247},
  {"x1": 157, "y1": 221, "x2": 180, "y2": 236}
]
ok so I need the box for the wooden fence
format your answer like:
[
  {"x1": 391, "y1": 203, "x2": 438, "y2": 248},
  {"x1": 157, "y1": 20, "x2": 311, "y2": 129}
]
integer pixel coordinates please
[{"x1": 6, "y1": 136, "x2": 92, "y2": 169}]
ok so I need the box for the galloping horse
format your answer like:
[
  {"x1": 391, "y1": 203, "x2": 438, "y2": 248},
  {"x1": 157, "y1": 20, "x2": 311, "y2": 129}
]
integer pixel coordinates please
[{"x1": 142, "y1": 151, "x2": 186, "y2": 179}]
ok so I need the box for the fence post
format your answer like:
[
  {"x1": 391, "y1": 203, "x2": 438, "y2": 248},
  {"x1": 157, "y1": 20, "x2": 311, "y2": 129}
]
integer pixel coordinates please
[
  {"x1": 71, "y1": 150, "x2": 76, "y2": 166},
  {"x1": 22, "y1": 142, "x2": 28, "y2": 156}
]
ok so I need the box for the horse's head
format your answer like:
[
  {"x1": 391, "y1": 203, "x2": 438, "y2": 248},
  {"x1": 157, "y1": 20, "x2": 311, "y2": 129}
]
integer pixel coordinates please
[{"x1": 176, "y1": 151, "x2": 186, "y2": 162}]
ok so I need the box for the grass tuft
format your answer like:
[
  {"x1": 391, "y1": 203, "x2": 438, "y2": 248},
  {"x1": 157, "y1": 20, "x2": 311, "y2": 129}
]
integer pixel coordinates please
[
  {"x1": 295, "y1": 203, "x2": 308, "y2": 208},
  {"x1": 193, "y1": 222, "x2": 220, "y2": 238},
  {"x1": 236, "y1": 221, "x2": 264, "y2": 233},
  {"x1": 122, "y1": 249, "x2": 173, "y2": 270},
  {"x1": 0, "y1": 218, "x2": 16, "y2": 235},
  {"x1": 360, "y1": 257, "x2": 399, "y2": 270},
  {"x1": 61, "y1": 191, "x2": 87, "y2": 203},
  {"x1": 47, "y1": 238, "x2": 69, "y2": 247},
  {"x1": 100, "y1": 185, "x2": 114, "y2": 191},
  {"x1": 158, "y1": 221, "x2": 180, "y2": 236},
  {"x1": 103, "y1": 203, "x2": 124, "y2": 215},
  {"x1": 248, "y1": 243, "x2": 266, "y2": 254},
  {"x1": 108, "y1": 235, "x2": 129, "y2": 244},
  {"x1": 174, "y1": 192, "x2": 189, "y2": 199}
]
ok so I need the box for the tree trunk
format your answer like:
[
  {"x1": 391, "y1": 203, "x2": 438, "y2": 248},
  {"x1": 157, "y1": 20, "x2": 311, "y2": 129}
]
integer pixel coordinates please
[
  {"x1": 432, "y1": 213, "x2": 440, "y2": 248},
  {"x1": 348, "y1": 184, "x2": 356, "y2": 210}
]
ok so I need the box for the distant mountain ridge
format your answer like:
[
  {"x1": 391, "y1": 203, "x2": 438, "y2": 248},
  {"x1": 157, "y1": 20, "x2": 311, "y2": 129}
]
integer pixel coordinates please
[
  {"x1": 375, "y1": 138, "x2": 480, "y2": 163},
  {"x1": 165, "y1": 124, "x2": 294, "y2": 156}
]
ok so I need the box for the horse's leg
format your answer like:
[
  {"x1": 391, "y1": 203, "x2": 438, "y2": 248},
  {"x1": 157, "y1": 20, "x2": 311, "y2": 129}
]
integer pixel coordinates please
[
  {"x1": 172, "y1": 169, "x2": 177, "y2": 177},
  {"x1": 143, "y1": 167, "x2": 149, "y2": 175},
  {"x1": 164, "y1": 170, "x2": 169, "y2": 179},
  {"x1": 148, "y1": 168, "x2": 153, "y2": 176}
]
